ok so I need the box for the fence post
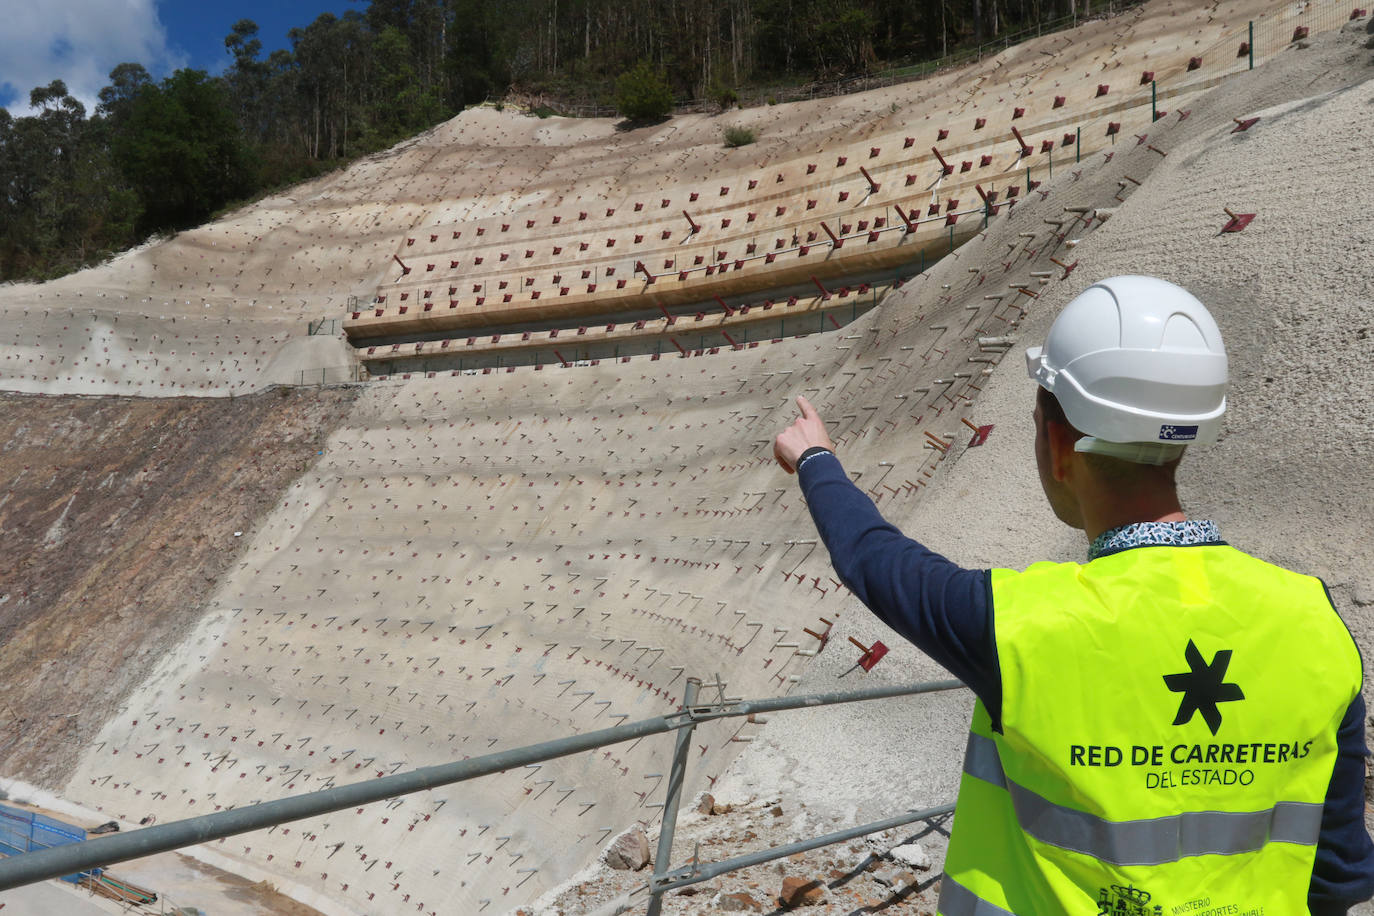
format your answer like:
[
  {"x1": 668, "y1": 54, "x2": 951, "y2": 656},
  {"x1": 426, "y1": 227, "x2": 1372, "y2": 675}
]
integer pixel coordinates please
[
  {"x1": 645, "y1": 677, "x2": 701, "y2": 916},
  {"x1": 1248, "y1": 21, "x2": 1254, "y2": 70}
]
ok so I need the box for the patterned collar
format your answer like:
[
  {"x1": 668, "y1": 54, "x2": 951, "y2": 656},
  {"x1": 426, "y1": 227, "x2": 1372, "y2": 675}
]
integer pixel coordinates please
[{"x1": 1088, "y1": 520, "x2": 1224, "y2": 561}]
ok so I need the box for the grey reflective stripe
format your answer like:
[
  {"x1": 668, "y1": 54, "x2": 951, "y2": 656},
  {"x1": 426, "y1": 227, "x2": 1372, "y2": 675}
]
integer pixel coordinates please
[
  {"x1": 962, "y1": 730, "x2": 1007, "y2": 788},
  {"x1": 938, "y1": 873, "x2": 1019, "y2": 916},
  {"x1": 961, "y1": 731, "x2": 1324, "y2": 866}
]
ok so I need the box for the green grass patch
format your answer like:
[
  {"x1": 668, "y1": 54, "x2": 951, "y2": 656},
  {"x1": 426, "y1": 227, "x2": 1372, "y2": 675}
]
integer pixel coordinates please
[{"x1": 723, "y1": 125, "x2": 757, "y2": 148}]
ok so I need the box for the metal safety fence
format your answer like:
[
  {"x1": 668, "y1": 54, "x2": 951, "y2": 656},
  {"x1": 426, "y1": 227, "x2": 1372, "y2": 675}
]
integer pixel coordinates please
[
  {"x1": 308, "y1": 317, "x2": 345, "y2": 337},
  {"x1": 517, "y1": 0, "x2": 1362, "y2": 121},
  {"x1": 294, "y1": 364, "x2": 366, "y2": 386},
  {"x1": 1251, "y1": 0, "x2": 1369, "y2": 63},
  {"x1": 0, "y1": 804, "x2": 86, "y2": 883},
  {"x1": 0, "y1": 677, "x2": 964, "y2": 914}
]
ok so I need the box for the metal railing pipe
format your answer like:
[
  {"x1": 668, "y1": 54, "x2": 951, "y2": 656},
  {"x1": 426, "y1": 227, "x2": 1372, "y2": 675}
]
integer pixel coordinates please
[
  {"x1": 0, "y1": 708, "x2": 690, "y2": 890},
  {"x1": 0, "y1": 678, "x2": 964, "y2": 891},
  {"x1": 682, "y1": 678, "x2": 964, "y2": 723},
  {"x1": 647, "y1": 801, "x2": 958, "y2": 895},
  {"x1": 645, "y1": 677, "x2": 701, "y2": 916}
]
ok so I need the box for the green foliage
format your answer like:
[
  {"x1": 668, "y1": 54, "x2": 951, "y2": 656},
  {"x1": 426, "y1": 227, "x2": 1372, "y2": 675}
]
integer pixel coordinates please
[
  {"x1": 0, "y1": 80, "x2": 140, "y2": 279},
  {"x1": 2, "y1": 0, "x2": 1107, "y2": 283},
  {"x1": 614, "y1": 61, "x2": 674, "y2": 122},
  {"x1": 722, "y1": 125, "x2": 756, "y2": 147},
  {"x1": 712, "y1": 84, "x2": 740, "y2": 110},
  {"x1": 111, "y1": 69, "x2": 253, "y2": 233},
  {"x1": 96, "y1": 63, "x2": 152, "y2": 121},
  {"x1": 374, "y1": 27, "x2": 451, "y2": 136}
]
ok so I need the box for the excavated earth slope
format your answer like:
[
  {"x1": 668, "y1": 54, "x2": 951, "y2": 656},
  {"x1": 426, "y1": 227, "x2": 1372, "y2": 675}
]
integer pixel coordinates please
[{"x1": 0, "y1": 389, "x2": 357, "y2": 786}]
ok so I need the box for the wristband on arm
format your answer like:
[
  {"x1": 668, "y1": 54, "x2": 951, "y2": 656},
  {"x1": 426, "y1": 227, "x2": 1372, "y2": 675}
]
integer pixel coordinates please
[{"x1": 795, "y1": 446, "x2": 833, "y2": 473}]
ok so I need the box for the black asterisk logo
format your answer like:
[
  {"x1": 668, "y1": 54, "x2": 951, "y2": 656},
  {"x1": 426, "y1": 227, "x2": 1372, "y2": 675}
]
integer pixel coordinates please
[{"x1": 1163, "y1": 640, "x2": 1244, "y2": 736}]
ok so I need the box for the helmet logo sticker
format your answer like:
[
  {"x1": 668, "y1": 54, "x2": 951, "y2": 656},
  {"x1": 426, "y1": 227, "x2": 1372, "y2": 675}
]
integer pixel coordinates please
[
  {"x1": 1158, "y1": 424, "x2": 1198, "y2": 441},
  {"x1": 1163, "y1": 640, "x2": 1245, "y2": 736}
]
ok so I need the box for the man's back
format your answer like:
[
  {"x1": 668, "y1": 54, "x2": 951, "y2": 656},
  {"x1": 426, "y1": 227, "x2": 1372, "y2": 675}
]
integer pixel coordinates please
[{"x1": 942, "y1": 544, "x2": 1361, "y2": 914}]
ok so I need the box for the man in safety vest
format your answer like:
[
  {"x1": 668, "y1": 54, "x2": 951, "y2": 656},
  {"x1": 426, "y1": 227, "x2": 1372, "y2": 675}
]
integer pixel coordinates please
[{"x1": 773, "y1": 276, "x2": 1374, "y2": 914}]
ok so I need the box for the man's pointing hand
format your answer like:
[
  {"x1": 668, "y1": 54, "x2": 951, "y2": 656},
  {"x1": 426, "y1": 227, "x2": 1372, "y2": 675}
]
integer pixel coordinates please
[{"x1": 773, "y1": 395, "x2": 835, "y2": 474}]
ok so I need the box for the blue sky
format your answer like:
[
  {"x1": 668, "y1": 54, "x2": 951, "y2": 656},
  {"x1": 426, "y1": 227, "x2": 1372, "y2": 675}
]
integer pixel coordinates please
[{"x1": 0, "y1": 0, "x2": 355, "y2": 115}]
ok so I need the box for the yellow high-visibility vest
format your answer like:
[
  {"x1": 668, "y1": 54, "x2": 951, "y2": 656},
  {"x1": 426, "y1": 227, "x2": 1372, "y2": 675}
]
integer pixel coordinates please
[{"x1": 937, "y1": 544, "x2": 1361, "y2": 916}]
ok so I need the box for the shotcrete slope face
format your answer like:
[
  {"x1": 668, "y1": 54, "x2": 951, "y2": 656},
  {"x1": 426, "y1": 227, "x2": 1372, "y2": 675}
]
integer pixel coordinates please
[{"x1": 0, "y1": 4, "x2": 1366, "y2": 916}]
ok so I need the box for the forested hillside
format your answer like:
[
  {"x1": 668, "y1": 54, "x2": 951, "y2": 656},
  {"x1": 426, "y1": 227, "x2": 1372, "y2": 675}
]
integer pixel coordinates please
[{"x1": 0, "y1": 0, "x2": 1110, "y2": 283}]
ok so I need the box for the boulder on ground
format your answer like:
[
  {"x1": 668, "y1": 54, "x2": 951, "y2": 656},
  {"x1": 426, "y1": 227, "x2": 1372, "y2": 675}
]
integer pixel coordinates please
[
  {"x1": 890, "y1": 842, "x2": 932, "y2": 870},
  {"x1": 779, "y1": 875, "x2": 826, "y2": 908},
  {"x1": 717, "y1": 891, "x2": 762, "y2": 911},
  {"x1": 603, "y1": 824, "x2": 651, "y2": 871}
]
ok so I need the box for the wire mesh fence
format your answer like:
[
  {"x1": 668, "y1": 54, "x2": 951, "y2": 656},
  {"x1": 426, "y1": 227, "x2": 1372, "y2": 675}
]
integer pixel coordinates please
[
  {"x1": 294, "y1": 364, "x2": 366, "y2": 386},
  {"x1": 0, "y1": 804, "x2": 86, "y2": 883},
  {"x1": 515, "y1": 0, "x2": 1365, "y2": 122},
  {"x1": 1251, "y1": 0, "x2": 1369, "y2": 60}
]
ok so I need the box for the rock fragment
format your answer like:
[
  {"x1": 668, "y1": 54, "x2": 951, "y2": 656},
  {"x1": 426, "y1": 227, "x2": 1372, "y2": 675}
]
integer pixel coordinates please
[
  {"x1": 717, "y1": 891, "x2": 763, "y2": 911},
  {"x1": 890, "y1": 841, "x2": 932, "y2": 870},
  {"x1": 779, "y1": 875, "x2": 826, "y2": 908},
  {"x1": 603, "y1": 825, "x2": 651, "y2": 871}
]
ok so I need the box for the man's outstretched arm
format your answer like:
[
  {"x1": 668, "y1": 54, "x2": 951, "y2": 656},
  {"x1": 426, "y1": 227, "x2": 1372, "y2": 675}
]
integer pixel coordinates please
[{"x1": 775, "y1": 397, "x2": 1002, "y2": 721}]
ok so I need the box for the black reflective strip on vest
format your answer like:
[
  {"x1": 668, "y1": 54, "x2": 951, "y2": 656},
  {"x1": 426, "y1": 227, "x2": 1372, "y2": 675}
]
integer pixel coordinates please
[
  {"x1": 961, "y1": 732, "x2": 1324, "y2": 867},
  {"x1": 938, "y1": 873, "x2": 1019, "y2": 916}
]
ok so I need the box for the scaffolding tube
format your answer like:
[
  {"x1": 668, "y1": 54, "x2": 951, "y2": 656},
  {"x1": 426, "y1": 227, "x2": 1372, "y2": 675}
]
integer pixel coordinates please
[
  {"x1": 646, "y1": 801, "x2": 957, "y2": 896},
  {"x1": 0, "y1": 678, "x2": 965, "y2": 891}
]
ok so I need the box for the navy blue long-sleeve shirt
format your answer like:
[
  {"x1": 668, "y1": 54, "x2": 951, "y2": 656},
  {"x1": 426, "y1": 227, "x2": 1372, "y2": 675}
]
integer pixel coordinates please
[{"x1": 796, "y1": 448, "x2": 1374, "y2": 913}]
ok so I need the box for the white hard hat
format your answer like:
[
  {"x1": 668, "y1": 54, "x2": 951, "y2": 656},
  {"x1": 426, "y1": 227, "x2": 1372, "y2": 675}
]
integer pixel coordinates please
[{"x1": 1025, "y1": 275, "x2": 1227, "y2": 463}]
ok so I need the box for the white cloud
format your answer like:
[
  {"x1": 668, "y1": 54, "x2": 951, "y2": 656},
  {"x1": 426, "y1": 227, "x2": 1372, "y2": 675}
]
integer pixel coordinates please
[{"x1": 0, "y1": 0, "x2": 186, "y2": 116}]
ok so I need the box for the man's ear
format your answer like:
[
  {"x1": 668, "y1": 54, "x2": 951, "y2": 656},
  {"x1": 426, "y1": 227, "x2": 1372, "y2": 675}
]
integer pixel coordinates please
[{"x1": 1046, "y1": 419, "x2": 1078, "y2": 483}]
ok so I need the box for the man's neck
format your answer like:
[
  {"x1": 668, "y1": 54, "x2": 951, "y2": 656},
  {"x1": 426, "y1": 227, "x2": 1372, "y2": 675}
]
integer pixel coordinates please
[
  {"x1": 1077, "y1": 479, "x2": 1186, "y2": 544},
  {"x1": 1084, "y1": 509, "x2": 1187, "y2": 544}
]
